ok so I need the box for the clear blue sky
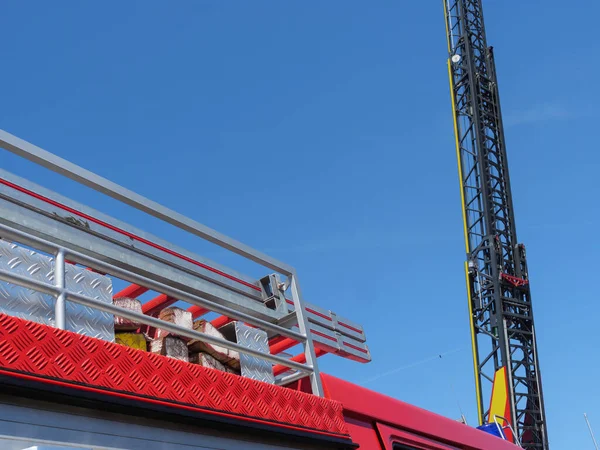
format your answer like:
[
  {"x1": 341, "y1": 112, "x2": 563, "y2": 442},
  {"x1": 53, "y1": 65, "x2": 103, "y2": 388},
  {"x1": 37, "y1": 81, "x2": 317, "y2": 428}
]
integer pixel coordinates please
[{"x1": 1, "y1": 1, "x2": 599, "y2": 449}]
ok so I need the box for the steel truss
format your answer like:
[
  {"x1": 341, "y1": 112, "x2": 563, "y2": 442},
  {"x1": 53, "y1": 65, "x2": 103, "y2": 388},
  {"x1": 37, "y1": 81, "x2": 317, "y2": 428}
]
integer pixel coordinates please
[{"x1": 443, "y1": 1, "x2": 549, "y2": 448}]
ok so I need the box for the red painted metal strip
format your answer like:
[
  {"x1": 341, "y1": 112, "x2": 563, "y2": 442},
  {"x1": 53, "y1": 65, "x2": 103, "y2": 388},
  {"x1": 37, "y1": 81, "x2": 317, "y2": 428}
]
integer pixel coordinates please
[
  {"x1": 114, "y1": 284, "x2": 149, "y2": 299},
  {"x1": 284, "y1": 300, "x2": 334, "y2": 324},
  {"x1": 285, "y1": 303, "x2": 363, "y2": 337},
  {"x1": 306, "y1": 308, "x2": 331, "y2": 321},
  {"x1": 141, "y1": 294, "x2": 177, "y2": 316},
  {"x1": 270, "y1": 337, "x2": 297, "y2": 355},
  {"x1": 273, "y1": 349, "x2": 327, "y2": 377},
  {"x1": 308, "y1": 309, "x2": 333, "y2": 322},
  {"x1": 338, "y1": 322, "x2": 362, "y2": 334},
  {"x1": 270, "y1": 327, "x2": 338, "y2": 357},
  {"x1": 312, "y1": 330, "x2": 337, "y2": 343},
  {"x1": 342, "y1": 342, "x2": 368, "y2": 354},
  {"x1": 269, "y1": 336, "x2": 288, "y2": 346},
  {"x1": 0, "y1": 178, "x2": 260, "y2": 292},
  {"x1": 187, "y1": 305, "x2": 210, "y2": 319},
  {"x1": 211, "y1": 316, "x2": 234, "y2": 329}
]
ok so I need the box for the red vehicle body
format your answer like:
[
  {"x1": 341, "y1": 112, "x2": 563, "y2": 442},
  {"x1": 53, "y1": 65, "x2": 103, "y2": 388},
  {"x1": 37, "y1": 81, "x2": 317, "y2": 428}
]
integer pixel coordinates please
[{"x1": 320, "y1": 374, "x2": 518, "y2": 449}]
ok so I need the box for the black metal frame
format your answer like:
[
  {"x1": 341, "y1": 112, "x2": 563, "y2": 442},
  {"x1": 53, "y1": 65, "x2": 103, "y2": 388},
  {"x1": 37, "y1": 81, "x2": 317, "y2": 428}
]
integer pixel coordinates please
[{"x1": 443, "y1": 1, "x2": 549, "y2": 448}]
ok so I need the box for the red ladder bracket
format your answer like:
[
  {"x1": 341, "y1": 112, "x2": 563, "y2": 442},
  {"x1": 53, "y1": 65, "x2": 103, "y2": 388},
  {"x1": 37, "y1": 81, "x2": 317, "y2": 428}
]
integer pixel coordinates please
[{"x1": 500, "y1": 273, "x2": 529, "y2": 288}]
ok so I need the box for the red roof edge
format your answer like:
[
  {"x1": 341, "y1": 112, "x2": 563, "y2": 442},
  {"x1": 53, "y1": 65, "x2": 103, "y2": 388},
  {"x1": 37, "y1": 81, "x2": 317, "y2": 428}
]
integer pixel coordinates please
[
  {"x1": 321, "y1": 373, "x2": 519, "y2": 450},
  {"x1": 0, "y1": 313, "x2": 351, "y2": 442}
]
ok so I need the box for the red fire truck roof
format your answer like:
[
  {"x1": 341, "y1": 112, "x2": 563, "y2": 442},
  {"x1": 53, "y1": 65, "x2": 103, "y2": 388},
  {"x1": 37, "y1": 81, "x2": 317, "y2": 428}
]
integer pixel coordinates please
[{"x1": 321, "y1": 374, "x2": 520, "y2": 449}]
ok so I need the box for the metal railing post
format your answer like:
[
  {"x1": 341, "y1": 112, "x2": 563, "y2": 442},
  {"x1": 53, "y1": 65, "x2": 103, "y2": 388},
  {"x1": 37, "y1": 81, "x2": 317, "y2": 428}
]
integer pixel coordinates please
[
  {"x1": 493, "y1": 415, "x2": 522, "y2": 447},
  {"x1": 289, "y1": 273, "x2": 324, "y2": 396},
  {"x1": 54, "y1": 249, "x2": 66, "y2": 330}
]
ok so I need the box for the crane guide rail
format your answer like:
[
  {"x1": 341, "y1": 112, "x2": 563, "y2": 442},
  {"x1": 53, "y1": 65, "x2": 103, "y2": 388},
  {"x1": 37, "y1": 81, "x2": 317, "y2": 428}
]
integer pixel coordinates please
[{"x1": 0, "y1": 129, "x2": 370, "y2": 404}]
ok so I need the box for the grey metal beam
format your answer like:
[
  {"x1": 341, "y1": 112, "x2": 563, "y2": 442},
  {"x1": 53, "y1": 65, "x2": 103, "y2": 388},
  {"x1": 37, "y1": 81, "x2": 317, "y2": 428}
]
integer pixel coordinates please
[
  {"x1": 0, "y1": 267, "x2": 311, "y2": 373},
  {"x1": 0, "y1": 129, "x2": 294, "y2": 276},
  {"x1": 0, "y1": 167, "x2": 263, "y2": 301},
  {"x1": 289, "y1": 274, "x2": 323, "y2": 396},
  {"x1": 0, "y1": 199, "x2": 280, "y2": 322},
  {"x1": 0, "y1": 222, "x2": 306, "y2": 343}
]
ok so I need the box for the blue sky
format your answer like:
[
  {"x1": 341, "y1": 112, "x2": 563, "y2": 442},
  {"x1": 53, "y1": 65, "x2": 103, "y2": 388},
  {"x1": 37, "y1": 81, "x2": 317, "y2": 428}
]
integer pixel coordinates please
[{"x1": 1, "y1": 1, "x2": 599, "y2": 449}]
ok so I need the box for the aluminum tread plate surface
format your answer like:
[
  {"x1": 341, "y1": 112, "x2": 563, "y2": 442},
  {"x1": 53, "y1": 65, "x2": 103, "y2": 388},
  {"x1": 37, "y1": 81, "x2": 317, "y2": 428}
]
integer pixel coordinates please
[
  {"x1": 64, "y1": 262, "x2": 114, "y2": 341},
  {"x1": 234, "y1": 321, "x2": 275, "y2": 384},
  {"x1": 0, "y1": 240, "x2": 114, "y2": 342},
  {"x1": 0, "y1": 241, "x2": 54, "y2": 325},
  {"x1": 0, "y1": 313, "x2": 349, "y2": 438}
]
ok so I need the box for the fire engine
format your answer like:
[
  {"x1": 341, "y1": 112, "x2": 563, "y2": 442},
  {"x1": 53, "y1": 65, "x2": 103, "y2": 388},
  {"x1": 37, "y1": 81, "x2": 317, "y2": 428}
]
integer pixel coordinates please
[{"x1": 0, "y1": 130, "x2": 519, "y2": 449}]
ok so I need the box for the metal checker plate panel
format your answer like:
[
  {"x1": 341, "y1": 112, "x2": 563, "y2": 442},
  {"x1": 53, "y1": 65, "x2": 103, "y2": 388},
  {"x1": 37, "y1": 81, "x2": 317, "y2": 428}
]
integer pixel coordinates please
[
  {"x1": 234, "y1": 321, "x2": 275, "y2": 384},
  {"x1": 0, "y1": 313, "x2": 349, "y2": 438},
  {"x1": 0, "y1": 240, "x2": 114, "y2": 342},
  {"x1": 64, "y1": 262, "x2": 115, "y2": 342},
  {"x1": 0, "y1": 240, "x2": 54, "y2": 325}
]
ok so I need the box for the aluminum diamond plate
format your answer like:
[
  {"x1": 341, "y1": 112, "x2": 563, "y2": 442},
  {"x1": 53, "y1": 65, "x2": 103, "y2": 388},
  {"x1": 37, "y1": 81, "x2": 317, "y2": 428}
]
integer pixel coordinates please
[
  {"x1": 0, "y1": 240, "x2": 54, "y2": 323},
  {"x1": 0, "y1": 240, "x2": 114, "y2": 342},
  {"x1": 64, "y1": 262, "x2": 114, "y2": 342},
  {"x1": 0, "y1": 313, "x2": 350, "y2": 438},
  {"x1": 234, "y1": 321, "x2": 274, "y2": 384}
]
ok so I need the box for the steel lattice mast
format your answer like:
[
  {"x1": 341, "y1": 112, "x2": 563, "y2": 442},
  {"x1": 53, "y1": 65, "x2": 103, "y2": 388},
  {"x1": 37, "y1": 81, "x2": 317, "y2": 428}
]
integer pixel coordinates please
[{"x1": 443, "y1": 1, "x2": 549, "y2": 448}]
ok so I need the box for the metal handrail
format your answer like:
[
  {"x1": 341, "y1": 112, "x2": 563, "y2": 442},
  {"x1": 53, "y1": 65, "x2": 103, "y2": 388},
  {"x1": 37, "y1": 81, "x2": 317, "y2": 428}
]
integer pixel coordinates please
[
  {"x1": 0, "y1": 129, "x2": 325, "y2": 396},
  {"x1": 0, "y1": 267, "x2": 312, "y2": 374},
  {"x1": 0, "y1": 224, "x2": 313, "y2": 375},
  {"x1": 0, "y1": 223, "x2": 305, "y2": 342},
  {"x1": 0, "y1": 129, "x2": 293, "y2": 275},
  {"x1": 493, "y1": 415, "x2": 522, "y2": 447}
]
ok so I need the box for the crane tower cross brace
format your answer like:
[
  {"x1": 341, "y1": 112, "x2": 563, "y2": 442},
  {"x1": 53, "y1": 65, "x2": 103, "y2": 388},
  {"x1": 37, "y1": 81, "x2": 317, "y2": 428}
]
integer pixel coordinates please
[{"x1": 443, "y1": 1, "x2": 549, "y2": 448}]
